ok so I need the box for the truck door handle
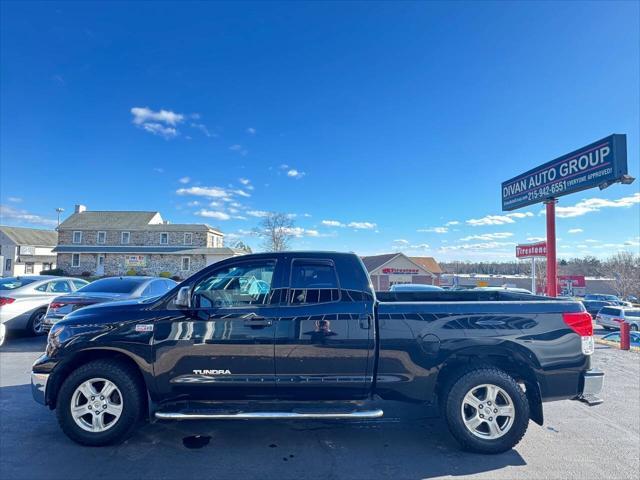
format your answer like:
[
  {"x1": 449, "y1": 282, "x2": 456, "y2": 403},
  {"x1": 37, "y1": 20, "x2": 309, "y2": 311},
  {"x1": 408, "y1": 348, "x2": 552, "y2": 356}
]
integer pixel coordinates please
[
  {"x1": 358, "y1": 314, "x2": 371, "y2": 330},
  {"x1": 244, "y1": 317, "x2": 273, "y2": 328}
]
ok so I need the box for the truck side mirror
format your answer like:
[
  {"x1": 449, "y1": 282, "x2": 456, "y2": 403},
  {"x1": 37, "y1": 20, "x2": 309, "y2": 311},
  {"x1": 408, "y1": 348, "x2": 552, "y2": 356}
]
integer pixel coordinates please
[{"x1": 175, "y1": 286, "x2": 192, "y2": 308}]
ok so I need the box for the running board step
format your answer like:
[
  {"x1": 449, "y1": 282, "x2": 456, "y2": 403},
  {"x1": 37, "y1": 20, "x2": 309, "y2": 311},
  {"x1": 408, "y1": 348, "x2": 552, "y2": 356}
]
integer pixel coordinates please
[{"x1": 155, "y1": 409, "x2": 384, "y2": 420}]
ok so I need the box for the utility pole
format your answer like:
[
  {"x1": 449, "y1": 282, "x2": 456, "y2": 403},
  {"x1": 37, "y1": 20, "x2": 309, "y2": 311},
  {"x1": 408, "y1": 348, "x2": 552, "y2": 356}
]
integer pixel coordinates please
[{"x1": 55, "y1": 208, "x2": 64, "y2": 229}]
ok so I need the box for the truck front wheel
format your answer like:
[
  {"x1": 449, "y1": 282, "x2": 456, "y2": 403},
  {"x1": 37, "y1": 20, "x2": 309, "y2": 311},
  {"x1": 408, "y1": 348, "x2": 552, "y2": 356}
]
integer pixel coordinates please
[
  {"x1": 56, "y1": 360, "x2": 144, "y2": 446},
  {"x1": 444, "y1": 367, "x2": 530, "y2": 454}
]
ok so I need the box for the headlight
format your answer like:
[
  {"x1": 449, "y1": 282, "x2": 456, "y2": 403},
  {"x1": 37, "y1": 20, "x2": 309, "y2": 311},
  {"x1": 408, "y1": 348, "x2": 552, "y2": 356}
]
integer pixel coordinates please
[{"x1": 47, "y1": 324, "x2": 65, "y2": 348}]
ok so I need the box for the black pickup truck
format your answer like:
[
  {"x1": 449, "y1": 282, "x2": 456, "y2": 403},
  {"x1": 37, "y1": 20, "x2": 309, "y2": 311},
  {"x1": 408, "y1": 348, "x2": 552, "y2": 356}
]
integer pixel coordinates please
[{"x1": 32, "y1": 252, "x2": 603, "y2": 453}]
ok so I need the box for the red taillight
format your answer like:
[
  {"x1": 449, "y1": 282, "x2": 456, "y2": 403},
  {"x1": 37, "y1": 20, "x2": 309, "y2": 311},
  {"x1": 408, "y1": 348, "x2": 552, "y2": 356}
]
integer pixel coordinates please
[
  {"x1": 563, "y1": 312, "x2": 593, "y2": 337},
  {"x1": 49, "y1": 302, "x2": 65, "y2": 310},
  {"x1": 0, "y1": 297, "x2": 15, "y2": 307}
]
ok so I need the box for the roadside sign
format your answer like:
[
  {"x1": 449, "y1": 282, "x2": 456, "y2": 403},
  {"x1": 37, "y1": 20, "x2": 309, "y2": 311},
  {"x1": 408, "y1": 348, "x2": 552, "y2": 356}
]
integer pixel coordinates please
[
  {"x1": 502, "y1": 134, "x2": 628, "y2": 211},
  {"x1": 516, "y1": 241, "x2": 547, "y2": 258},
  {"x1": 476, "y1": 281, "x2": 489, "y2": 287},
  {"x1": 558, "y1": 275, "x2": 586, "y2": 297}
]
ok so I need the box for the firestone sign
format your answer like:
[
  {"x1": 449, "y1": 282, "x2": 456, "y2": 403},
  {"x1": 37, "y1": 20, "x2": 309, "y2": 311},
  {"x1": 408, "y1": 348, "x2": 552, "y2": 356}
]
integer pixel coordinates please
[
  {"x1": 502, "y1": 134, "x2": 628, "y2": 211},
  {"x1": 381, "y1": 267, "x2": 419, "y2": 275},
  {"x1": 516, "y1": 242, "x2": 547, "y2": 258}
]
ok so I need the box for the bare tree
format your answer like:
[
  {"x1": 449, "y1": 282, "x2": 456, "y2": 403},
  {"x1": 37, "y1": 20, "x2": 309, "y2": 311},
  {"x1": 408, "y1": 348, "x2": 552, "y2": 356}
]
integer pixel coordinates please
[
  {"x1": 602, "y1": 252, "x2": 640, "y2": 299},
  {"x1": 252, "y1": 212, "x2": 295, "y2": 252}
]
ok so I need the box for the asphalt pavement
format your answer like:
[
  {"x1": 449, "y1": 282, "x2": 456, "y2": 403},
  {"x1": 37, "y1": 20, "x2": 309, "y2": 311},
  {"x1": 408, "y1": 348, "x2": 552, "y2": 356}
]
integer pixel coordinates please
[{"x1": 0, "y1": 328, "x2": 638, "y2": 480}]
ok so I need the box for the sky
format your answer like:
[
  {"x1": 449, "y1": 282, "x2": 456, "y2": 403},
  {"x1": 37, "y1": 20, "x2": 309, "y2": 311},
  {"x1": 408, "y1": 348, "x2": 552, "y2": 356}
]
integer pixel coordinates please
[{"x1": 1, "y1": 1, "x2": 638, "y2": 261}]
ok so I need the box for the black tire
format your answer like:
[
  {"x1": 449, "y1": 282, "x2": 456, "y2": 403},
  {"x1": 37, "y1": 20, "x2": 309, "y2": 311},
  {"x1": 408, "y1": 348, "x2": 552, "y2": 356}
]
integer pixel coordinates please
[
  {"x1": 443, "y1": 367, "x2": 530, "y2": 454},
  {"x1": 56, "y1": 360, "x2": 144, "y2": 446},
  {"x1": 27, "y1": 308, "x2": 47, "y2": 336}
]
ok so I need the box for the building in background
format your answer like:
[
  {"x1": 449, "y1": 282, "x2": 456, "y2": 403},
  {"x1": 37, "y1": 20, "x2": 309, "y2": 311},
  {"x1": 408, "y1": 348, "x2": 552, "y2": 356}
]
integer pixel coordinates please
[
  {"x1": 54, "y1": 205, "x2": 245, "y2": 278},
  {"x1": 0, "y1": 226, "x2": 57, "y2": 276},
  {"x1": 362, "y1": 253, "x2": 442, "y2": 291}
]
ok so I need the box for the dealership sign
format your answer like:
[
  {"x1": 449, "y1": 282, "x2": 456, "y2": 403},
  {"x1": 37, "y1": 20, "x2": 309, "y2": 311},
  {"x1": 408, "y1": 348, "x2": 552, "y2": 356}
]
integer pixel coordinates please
[
  {"x1": 502, "y1": 134, "x2": 628, "y2": 211},
  {"x1": 381, "y1": 267, "x2": 419, "y2": 275},
  {"x1": 516, "y1": 241, "x2": 547, "y2": 258}
]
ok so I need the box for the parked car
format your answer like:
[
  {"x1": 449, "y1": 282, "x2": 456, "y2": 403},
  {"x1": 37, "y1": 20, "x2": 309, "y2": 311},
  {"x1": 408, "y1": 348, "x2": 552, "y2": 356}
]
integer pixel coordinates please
[
  {"x1": 595, "y1": 307, "x2": 640, "y2": 331},
  {"x1": 474, "y1": 286, "x2": 533, "y2": 295},
  {"x1": 584, "y1": 294, "x2": 621, "y2": 303},
  {"x1": 601, "y1": 331, "x2": 640, "y2": 348},
  {"x1": 581, "y1": 299, "x2": 615, "y2": 318},
  {"x1": 43, "y1": 276, "x2": 177, "y2": 331},
  {"x1": 0, "y1": 276, "x2": 89, "y2": 341},
  {"x1": 32, "y1": 252, "x2": 602, "y2": 454},
  {"x1": 389, "y1": 283, "x2": 444, "y2": 292}
]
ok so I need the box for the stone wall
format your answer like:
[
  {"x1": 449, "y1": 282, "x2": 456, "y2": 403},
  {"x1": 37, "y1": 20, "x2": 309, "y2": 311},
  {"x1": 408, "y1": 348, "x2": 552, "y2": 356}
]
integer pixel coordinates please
[
  {"x1": 57, "y1": 229, "x2": 215, "y2": 247},
  {"x1": 57, "y1": 253, "x2": 209, "y2": 279}
]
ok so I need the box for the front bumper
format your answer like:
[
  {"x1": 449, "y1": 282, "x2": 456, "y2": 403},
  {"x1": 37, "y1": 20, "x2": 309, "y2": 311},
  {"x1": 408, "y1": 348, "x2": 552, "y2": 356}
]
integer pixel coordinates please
[{"x1": 31, "y1": 372, "x2": 50, "y2": 405}]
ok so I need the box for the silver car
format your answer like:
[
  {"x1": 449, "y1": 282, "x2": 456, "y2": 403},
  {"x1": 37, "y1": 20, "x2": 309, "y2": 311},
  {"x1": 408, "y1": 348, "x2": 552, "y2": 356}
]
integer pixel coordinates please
[
  {"x1": 0, "y1": 276, "x2": 89, "y2": 341},
  {"x1": 595, "y1": 306, "x2": 640, "y2": 331}
]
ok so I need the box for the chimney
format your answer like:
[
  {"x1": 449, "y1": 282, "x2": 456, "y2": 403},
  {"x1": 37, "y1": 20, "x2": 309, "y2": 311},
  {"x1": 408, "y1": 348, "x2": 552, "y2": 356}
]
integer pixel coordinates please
[{"x1": 75, "y1": 204, "x2": 87, "y2": 213}]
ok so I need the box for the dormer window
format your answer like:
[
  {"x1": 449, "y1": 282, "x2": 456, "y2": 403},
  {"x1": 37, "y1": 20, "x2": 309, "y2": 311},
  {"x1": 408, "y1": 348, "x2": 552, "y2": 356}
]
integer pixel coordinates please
[
  {"x1": 184, "y1": 232, "x2": 193, "y2": 245},
  {"x1": 121, "y1": 231, "x2": 130, "y2": 244},
  {"x1": 160, "y1": 232, "x2": 169, "y2": 245},
  {"x1": 72, "y1": 231, "x2": 82, "y2": 244}
]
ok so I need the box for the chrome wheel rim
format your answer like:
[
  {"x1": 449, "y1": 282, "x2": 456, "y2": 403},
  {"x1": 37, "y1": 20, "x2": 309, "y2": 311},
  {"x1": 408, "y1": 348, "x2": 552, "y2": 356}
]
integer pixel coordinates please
[
  {"x1": 70, "y1": 378, "x2": 123, "y2": 433},
  {"x1": 461, "y1": 384, "x2": 515, "y2": 439},
  {"x1": 32, "y1": 311, "x2": 45, "y2": 334}
]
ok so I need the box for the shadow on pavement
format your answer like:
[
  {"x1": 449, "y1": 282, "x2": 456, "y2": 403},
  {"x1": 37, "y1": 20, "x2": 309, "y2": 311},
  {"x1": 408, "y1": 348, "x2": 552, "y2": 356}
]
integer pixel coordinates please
[
  {"x1": 0, "y1": 334, "x2": 46, "y2": 353},
  {"x1": 0, "y1": 383, "x2": 527, "y2": 480}
]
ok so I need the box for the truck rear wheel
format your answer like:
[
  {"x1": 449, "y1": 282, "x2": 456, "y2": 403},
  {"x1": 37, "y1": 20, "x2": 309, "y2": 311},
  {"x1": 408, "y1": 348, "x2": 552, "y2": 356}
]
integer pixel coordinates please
[
  {"x1": 444, "y1": 367, "x2": 530, "y2": 454},
  {"x1": 56, "y1": 360, "x2": 144, "y2": 446}
]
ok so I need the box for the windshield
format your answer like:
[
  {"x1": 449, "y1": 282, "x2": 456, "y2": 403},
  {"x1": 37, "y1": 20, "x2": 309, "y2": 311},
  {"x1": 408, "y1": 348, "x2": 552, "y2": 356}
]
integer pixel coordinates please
[
  {"x1": 77, "y1": 278, "x2": 146, "y2": 294},
  {"x1": 0, "y1": 277, "x2": 37, "y2": 290}
]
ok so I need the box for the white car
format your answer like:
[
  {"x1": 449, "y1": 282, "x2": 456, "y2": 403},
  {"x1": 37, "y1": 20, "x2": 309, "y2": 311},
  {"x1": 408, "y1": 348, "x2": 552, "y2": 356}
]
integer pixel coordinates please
[
  {"x1": 595, "y1": 306, "x2": 640, "y2": 331},
  {"x1": 0, "y1": 276, "x2": 89, "y2": 343}
]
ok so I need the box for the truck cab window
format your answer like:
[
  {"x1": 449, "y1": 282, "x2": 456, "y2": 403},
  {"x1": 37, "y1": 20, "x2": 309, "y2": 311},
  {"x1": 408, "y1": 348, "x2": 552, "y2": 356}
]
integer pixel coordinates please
[
  {"x1": 193, "y1": 261, "x2": 275, "y2": 308},
  {"x1": 289, "y1": 260, "x2": 340, "y2": 305}
]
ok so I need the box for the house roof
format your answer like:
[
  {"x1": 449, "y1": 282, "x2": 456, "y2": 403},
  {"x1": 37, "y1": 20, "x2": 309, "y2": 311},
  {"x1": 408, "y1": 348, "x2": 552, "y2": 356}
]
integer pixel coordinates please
[
  {"x1": 0, "y1": 226, "x2": 57, "y2": 246},
  {"x1": 58, "y1": 211, "x2": 222, "y2": 235},
  {"x1": 410, "y1": 256, "x2": 443, "y2": 275},
  {"x1": 59, "y1": 211, "x2": 161, "y2": 230},
  {"x1": 360, "y1": 253, "x2": 400, "y2": 272}
]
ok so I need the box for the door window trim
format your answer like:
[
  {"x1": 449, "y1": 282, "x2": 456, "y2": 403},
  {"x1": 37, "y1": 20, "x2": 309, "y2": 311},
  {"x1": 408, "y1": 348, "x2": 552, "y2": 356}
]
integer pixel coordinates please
[
  {"x1": 188, "y1": 258, "x2": 279, "y2": 310},
  {"x1": 285, "y1": 258, "x2": 342, "y2": 306}
]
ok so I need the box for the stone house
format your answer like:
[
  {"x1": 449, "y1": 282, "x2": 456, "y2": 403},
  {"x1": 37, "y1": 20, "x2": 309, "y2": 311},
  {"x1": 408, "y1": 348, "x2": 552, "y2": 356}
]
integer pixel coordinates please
[
  {"x1": 0, "y1": 226, "x2": 57, "y2": 276},
  {"x1": 54, "y1": 205, "x2": 245, "y2": 278}
]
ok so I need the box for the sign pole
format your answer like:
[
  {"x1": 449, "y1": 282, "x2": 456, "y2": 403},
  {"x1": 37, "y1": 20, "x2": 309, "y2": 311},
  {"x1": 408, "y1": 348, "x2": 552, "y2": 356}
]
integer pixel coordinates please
[
  {"x1": 545, "y1": 199, "x2": 557, "y2": 297},
  {"x1": 531, "y1": 257, "x2": 536, "y2": 294}
]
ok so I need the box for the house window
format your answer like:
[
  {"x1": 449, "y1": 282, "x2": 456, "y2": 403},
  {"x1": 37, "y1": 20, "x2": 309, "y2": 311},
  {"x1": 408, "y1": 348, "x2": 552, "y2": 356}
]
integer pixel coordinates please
[
  {"x1": 121, "y1": 232, "x2": 130, "y2": 244},
  {"x1": 97, "y1": 231, "x2": 106, "y2": 244},
  {"x1": 73, "y1": 231, "x2": 82, "y2": 244},
  {"x1": 5, "y1": 258, "x2": 11, "y2": 271},
  {"x1": 160, "y1": 232, "x2": 169, "y2": 245},
  {"x1": 184, "y1": 232, "x2": 193, "y2": 245},
  {"x1": 181, "y1": 257, "x2": 191, "y2": 271},
  {"x1": 72, "y1": 254, "x2": 80, "y2": 267},
  {"x1": 25, "y1": 262, "x2": 34, "y2": 274}
]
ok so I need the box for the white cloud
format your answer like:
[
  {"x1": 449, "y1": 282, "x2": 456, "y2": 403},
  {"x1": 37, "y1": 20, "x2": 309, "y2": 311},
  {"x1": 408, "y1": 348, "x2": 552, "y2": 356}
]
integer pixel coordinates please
[
  {"x1": 7, "y1": 197, "x2": 22, "y2": 203},
  {"x1": 195, "y1": 209, "x2": 231, "y2": 220},
  {"x1": 179, "y1": 176, "x2": 190, "y2": 184},
  {"x1": 439, "y1": 241, "x2": 516, "y2": 252},
  {"x1": 177, "y1": 186, "x2": 230, "y2": 198},
  {"x1": 287, "y1": 169, "x2": 306, "y2": 179},
  {"x1": 190, "y1": 123, "x2": 215, "y2": 137},
  {"x1": 418, "y1": 227, "x2": 449, "y2": 234},
  {"x1": 153, "y1": 167, "x2": 165, "y2": 173},
  {"x1": 186, "y1": 201, "x2": 200, "y2": 207},
  {"x1": 460, "y1": 232, "x2": 514, "y2": 241},
  {"x1": 229, "y1": 144, "x2": 248, "y2": 155},
  {"x1": 568, "y1": 228, "x2": 583, "y2": 234},
  {"x1": 281, "y1": 227, "x2": 320, "y2": 238},
  {"x1": 131, "y1": 107, "x2": 184, "y2": 126},
  {"x1": 547, "y1": 193, "x2": 640, "y2": 218},
  {"x1": 131, "y1": 107, "x2": 185, "y2": 139},
  {"x1": 393, "y1": 239, "x2": 410, "y2": 245},
  {"x1": 391, "y1": 242, "x2": 430, "y2": 252},
  {"x1": 347, "y1": 221, "x2": 376, "y2": 230},
  {"x1": 247, "y1": 127, "x2": 256, "y2": 135},
  {"x1": 584, "y1": 239, "x2": 601, "y2": 243},
  {"x1": 527, "y1": 236, "x2": 546, "y2": 242},
  {"x1": 247, "y1": 210, "x2": 269, "y2": 218},
  {"x1": 466, "y1": 211, "x2": 534, "y2": 226},
  {"x1": 0, "y1": 205, "x2": 58, "y2": 227},
  {"x1": 322, "y1": 220, "x2": 344, "y2": 227},
  {"x1": 239, "y1": 178, "x2": 251, "y2": 186},
  {"x1": 445, "y1": 220, "x2": 460, "y2": 226},
  {"x1": 233, "y1": 189, "x2": 251, "y2": 198}
]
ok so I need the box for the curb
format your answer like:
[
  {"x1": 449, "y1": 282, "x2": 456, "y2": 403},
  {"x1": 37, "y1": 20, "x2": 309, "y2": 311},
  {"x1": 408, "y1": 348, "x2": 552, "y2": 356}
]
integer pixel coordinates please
[{"x1": 595, "y1": 338, "x2": 640, "y2": 353}]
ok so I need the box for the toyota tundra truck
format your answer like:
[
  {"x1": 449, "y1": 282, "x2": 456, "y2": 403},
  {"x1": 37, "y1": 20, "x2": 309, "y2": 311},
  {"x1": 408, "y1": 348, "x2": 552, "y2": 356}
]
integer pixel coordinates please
[{"x1": 31, "y1": 252, "x2": 603, "y2": 453}]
